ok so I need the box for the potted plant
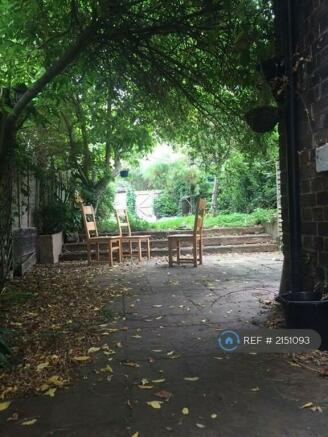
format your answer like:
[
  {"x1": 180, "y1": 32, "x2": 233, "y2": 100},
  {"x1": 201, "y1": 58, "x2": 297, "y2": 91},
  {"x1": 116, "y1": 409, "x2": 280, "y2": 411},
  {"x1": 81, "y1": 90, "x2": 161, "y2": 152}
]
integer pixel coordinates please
[
  {"x1": 35, "y1": 199, "x2": 80, "y2": 263},
  {"x1": 120, "y1": 169, "x2": 129, "y2": 178}
]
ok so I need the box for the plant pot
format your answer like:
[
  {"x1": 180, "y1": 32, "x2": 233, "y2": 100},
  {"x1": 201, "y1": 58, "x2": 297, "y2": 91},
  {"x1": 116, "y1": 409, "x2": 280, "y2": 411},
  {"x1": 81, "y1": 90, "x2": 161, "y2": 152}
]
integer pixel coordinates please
[
  {"x1": 277, "y1": 292, "x2": 328, "y2": 350},
  {"x1": 120, "y1": 169, "x2": 129, "y2": 177},
  {"x1": 245, "y1": 106, "x2": 279, "y2": 133},
  {"x1": 38, "y1": 231, "x2": 63, "y2": 264}
]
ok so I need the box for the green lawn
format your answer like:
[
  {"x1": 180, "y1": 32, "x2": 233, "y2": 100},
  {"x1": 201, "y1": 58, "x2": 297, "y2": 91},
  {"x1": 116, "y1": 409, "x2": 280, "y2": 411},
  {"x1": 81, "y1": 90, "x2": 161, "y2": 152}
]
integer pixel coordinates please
[{"x1": 98, "y1": 208, "x2": 276, "y2": 233}]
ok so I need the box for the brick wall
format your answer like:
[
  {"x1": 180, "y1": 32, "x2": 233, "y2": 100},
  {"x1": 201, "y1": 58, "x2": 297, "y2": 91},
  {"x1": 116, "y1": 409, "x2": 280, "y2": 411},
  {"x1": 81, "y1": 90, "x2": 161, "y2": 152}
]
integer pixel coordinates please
[{"x1": 275, "y1": 0, "x2": 328, "y2": 291}]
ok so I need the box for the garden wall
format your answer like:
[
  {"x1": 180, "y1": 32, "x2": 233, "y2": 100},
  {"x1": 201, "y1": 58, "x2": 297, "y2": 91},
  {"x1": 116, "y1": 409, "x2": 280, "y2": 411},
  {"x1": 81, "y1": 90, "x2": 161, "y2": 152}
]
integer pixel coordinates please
[{"x1": 275, "y1": 0, "x2": 328, "y2": 291}]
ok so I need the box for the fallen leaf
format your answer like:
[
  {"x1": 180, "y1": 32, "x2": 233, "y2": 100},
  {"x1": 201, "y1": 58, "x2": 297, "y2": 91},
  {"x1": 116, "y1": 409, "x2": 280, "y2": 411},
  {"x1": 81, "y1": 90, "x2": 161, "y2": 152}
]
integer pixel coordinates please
[
  {"x1": 100, "y1": 365, "x2": 113, "y2": 373},
  {"x1": 6, "y1": 412, "x2": 19, "y2": 422},
  {"x1": 211, "y1": 413, "x2": 218, "y2": 419},
  {"x1": 72, "y1": 355, "x2": 91, "y2": 363},
  {"x1": 301, "y1": 402, "x2": 314, "y2": 409},
  {"x1": 0, "y1": 401, "x2": 11, "y2": 412},
  {"x1": 196, "y1": 423, "x2": 205, "y2": 429},
  {"x1": 44, "y1": 388, "x2": 56, "y2": 397},
  {"x1": 251, "y1": 386, "x2": 260, "y2": 392},
  {"x1": 288, "y1": 361, "x2": 301, "y2": 368},
  {"x1": 88, "y1": 347, "x2": 101, "y2": 354},
  {"x1": 182, "y1": 407, "x2": 189, "y2": 415},
  {"x1": 123, "y1": 361, "x2": 140, "y2": 368},
  {"x1": 131, "y1": 433, "x2": 139, "y2": 437},
  {"x1": 155, "y1": 390, "x2": 172, "y2": 401},
  {"x1": 103, "y1": 350, "x2": 116, "y2": 356},
  {"x1": 138, "y1": 385, "x2": 154, "y2": 390},
  {"x1": 36, "y1": 362, "x2": 49, "y2": 372},
  {"x1": 168, "y1": 354, "x2": 180, "y2": 360},
  {"x1": 21, "y1": 418, "x2": 37, "y2": 426},
  {"x1": 48, "y1": 375, "x2": 66, "y2": 387},
  {"x1": 167, "y1": 351, "x2": 175, "y2": 356},
  {"x1": 152, "y1": 378, "x2": 165, "y2": 383},
  {"x1": 39, "y1": 384, "x2": 49, "y2": 392},
  {"x1": 140, "y1": 378, "x2": 149, "y2": 385},
  {"x1": 147, "y1": 400, "x2": 162, "y2": 409},
  {"x1": 184, "y1": 377, "x2": 199, "y2": 382}
]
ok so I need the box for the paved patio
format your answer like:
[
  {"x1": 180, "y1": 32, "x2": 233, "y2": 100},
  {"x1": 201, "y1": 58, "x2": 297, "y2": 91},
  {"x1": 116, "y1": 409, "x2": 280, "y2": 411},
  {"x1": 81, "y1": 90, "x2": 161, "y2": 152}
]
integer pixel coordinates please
[{"x1": 2, "y1": 253, "x2": 328, "y2": 437}]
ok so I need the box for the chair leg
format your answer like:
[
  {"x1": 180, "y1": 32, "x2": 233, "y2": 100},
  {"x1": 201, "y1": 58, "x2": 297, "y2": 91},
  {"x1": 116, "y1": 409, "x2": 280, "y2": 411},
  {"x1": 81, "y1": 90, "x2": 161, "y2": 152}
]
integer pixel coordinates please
[
  {"x1": 138, "y1": 240, "x2": 142, "y2": 261},
  {"x1": 129, "y1": 241, "x2": 132, "y2": 257},
  {"x1": 87, "y1": 242, "x2": 91, "y2": 265},
  {"x1": 147, "y1": 238, "x2": 151, "y2": 260},
  {"x1": 119, "y1": 240, "x2": 123, "y2": 263},
  {"x1": 199, "y1": 239, "x2": 203, "y2": 265},
  {"x1": 109, "y1": 240, "x2": 113, "y2": 267},
  {"x1": 96, "y1": 243, "x2": 100, "y2": 261},
  {"x1": 193, "y1": 240, "x2": 197, "y2": 267},
  {"x1": 168, "y1": 239, "x2": 173, "y2": 267},
  {"x1": 177, "y1": 240, "x2": 181, "y2": 265}
]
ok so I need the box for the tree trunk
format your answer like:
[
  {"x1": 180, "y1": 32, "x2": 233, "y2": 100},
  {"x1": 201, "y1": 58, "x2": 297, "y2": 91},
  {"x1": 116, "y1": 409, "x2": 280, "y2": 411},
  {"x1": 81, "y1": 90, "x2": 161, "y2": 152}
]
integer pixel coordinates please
[
  {"x1": 0, "y1": 118, "x2": 16, "y2": 288},
  {"x1": 210, "y1": 176, "x2": 219, "y2": 215}
]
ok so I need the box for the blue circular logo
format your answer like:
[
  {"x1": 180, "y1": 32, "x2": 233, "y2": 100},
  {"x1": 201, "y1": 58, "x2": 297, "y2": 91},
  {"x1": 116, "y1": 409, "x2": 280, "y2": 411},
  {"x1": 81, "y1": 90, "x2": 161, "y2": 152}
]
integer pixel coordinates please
[{"x1": 217, "y1": 330, "x2": 241, "y2": 352}]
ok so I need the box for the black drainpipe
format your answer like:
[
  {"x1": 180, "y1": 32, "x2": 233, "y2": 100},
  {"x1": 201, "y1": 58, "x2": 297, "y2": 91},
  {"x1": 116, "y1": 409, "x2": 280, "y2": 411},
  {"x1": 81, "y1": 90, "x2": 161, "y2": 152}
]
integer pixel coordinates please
[{"x1": 286, "y1": 0, "x2": 302, "y2": 293}]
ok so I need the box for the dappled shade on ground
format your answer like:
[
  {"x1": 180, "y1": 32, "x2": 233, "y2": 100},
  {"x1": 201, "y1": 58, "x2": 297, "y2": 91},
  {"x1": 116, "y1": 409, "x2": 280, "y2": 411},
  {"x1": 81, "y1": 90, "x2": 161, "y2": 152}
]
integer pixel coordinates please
[{"x1": 1, "y1": 254, "x2": 328, "y2": 436}]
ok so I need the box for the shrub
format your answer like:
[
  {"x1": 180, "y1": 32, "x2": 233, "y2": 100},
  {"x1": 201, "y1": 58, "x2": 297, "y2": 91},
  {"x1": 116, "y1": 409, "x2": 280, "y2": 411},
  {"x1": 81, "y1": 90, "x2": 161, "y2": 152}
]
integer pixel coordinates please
[
  {"x1": 127, "y1": 187, "x2": 137, "y2": 216},
  {"x1": 35, "y1": 199, "x2": 80, "y2": 234},
  {"x1": 154, "y1": 192, "x2": 179, "y2": 218}
]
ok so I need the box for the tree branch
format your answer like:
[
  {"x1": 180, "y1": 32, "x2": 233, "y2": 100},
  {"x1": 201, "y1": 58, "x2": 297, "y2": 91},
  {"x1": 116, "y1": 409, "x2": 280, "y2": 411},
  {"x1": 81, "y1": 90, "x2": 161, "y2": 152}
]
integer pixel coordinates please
[{"x1": 10, "y1": 24, "x2": 96, "y2": 122}]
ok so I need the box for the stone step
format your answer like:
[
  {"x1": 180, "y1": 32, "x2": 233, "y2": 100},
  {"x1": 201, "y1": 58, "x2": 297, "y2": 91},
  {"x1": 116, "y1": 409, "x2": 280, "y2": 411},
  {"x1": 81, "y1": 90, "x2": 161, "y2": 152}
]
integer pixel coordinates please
[
  {"x1": 63, "y1": 233, "x2": 273, "y2": 252},
  {"x1": 149, "y1": 234, "x2": 272, "y2": 248},
  {"x1": 60, "y1": 242, "x2": 278, "y2": 261},
  {"x1": 75, "y1": 225, "x2": 266, "y2": 242}
]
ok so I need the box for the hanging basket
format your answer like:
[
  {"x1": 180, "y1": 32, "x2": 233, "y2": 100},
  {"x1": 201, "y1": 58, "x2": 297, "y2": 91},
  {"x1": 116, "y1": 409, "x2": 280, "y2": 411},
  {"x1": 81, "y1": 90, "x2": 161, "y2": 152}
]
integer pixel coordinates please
[
  {"x1": 245, "y1": 106, "x2": 279, "y2": 133},
  {"x1": 120, "y1": 169, "x2": 129, "y2": 178}
]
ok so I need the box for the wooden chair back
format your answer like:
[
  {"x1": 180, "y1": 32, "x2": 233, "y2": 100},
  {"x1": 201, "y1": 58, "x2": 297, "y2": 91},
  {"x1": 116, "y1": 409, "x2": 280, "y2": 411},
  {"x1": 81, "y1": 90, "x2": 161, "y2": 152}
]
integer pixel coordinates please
[
  {"x1": 193, "y1": 198, "x2": 206, "y2": 238},
  {"x1": 81, "y1": 205, "x2": 99, "y2": 240},
  {"x1": 115, "y1": 209, "x2": 132, "y2": 237}
]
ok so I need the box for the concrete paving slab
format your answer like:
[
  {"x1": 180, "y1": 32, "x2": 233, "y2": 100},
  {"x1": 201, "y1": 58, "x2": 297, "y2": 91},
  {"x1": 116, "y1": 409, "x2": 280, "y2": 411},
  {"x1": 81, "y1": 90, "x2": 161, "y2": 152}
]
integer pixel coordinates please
[{"x1": 2, "y1": 253, "x2": 328, "y2": 437}]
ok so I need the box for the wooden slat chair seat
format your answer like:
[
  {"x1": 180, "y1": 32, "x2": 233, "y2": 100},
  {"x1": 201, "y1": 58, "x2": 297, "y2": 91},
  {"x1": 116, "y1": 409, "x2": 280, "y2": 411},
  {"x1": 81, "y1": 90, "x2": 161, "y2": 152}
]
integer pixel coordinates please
[
  {"x1": 168, "y1": 198, "x2": 206, "y2": 267},
  {"x1": 81, "y1": 205, "x2": 122, "y2": 266},
  {"x1": 115, "y1": 210, "x2": 151, "y2": 261}
]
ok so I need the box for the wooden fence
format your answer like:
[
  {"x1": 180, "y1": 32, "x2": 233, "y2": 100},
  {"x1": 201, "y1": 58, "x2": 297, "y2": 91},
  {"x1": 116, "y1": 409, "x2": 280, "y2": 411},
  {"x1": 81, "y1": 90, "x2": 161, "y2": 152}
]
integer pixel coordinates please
[{"x1": 0, "y1": 166, "x2": 71, "y2": 287}]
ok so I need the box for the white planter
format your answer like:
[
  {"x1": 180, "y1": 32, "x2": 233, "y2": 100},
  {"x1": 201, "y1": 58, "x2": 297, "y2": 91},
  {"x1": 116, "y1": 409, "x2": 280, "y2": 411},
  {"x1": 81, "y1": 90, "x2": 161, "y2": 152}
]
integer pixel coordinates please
[{"x1": 38, "y1": 231, "x2": 63, "y2": 264}]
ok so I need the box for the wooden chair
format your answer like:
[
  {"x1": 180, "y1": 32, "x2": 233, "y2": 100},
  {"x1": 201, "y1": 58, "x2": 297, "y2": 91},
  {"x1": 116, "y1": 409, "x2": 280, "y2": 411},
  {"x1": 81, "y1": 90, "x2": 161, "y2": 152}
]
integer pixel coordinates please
[
  {"x1": 168, "y1": 198, "x2": 206, "y2": 267},
  {"x1": 115, "y1": 210, "x2": 151, "y2": 261},
  {"x1": 81, "y1": 205, "x2": 122, "y2": 266}
]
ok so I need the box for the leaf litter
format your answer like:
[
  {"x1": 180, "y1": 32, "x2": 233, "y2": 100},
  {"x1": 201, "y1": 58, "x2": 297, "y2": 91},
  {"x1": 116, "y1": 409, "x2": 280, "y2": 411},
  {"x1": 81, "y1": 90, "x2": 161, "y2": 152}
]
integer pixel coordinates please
[{"x1": 0, "y1": 262, "x2": 126, "y2": 400}]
